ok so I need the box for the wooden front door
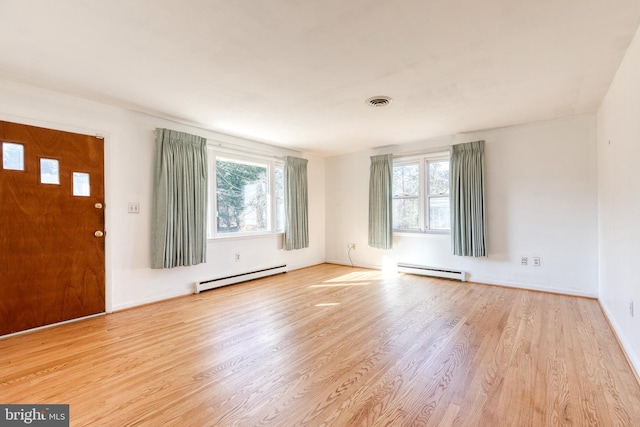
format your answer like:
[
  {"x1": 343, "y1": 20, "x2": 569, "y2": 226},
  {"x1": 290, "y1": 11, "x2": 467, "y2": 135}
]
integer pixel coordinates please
[{"x1": 0, "y1": 120, "x2": 105, "y2": 335}]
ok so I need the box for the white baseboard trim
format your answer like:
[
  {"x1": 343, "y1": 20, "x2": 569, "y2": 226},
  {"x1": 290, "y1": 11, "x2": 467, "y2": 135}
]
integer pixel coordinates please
[
  {"x1": 112, "y1": 289, "x2": 191, "y2": 312},
  {"x1": 325, "y1": 259, "x2": 598, "y2": 298},
  {"x1": 599, "y1": 299, "x2": 640, "y2": 383},
  {"x1": 287, "y1": 261, "x2": 326, "y2": 272},
  {"x1": 325, "y1": 258, "x2": 382, "y2": 270},
  {"x1": 112, "y1": 261, "x2": 326, "y2": 312},
  {"x1": 469, "y1": 278, "x2": 598, "y2": 299}
]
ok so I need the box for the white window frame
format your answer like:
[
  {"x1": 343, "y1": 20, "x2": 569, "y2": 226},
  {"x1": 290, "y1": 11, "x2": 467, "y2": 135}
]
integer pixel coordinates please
[
  {"x1": 207, "y1": 146, "x2": 284, "y2": 239},
  {"x1": 392, "y1": 159, "x2": 424, "y2": 232},
  {"x1": 393, "y1": 151, "x2": 450, "y2": 234}
]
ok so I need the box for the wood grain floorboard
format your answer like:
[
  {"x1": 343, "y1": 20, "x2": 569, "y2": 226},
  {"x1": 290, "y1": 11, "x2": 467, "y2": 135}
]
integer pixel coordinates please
[{"x1": 1, "y1": 264, "x2": 639, "y2": 426}]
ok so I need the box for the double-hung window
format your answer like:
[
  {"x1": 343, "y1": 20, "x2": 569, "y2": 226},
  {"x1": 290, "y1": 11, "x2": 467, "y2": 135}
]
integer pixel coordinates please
[
  {"x1": 207, "y1": 148, "x2": 284, "y2": 238},
  {"x1": 392, "y1": 153, "x2": 450, "y2": 232}
]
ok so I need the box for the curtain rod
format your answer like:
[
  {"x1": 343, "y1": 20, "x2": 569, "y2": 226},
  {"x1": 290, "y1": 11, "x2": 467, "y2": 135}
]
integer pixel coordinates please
[
  {"x1": 153, "y1": 129, "x2": 300, "y2": 159},
  {"x1": 208, "y1": 141, "x2": 288, "y2": 160},
  {"x1": 382, "y1": 144, "x2": 451, "y2": 159}
]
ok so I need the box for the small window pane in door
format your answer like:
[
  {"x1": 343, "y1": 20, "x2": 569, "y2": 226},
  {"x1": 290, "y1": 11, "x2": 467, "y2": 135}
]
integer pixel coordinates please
[
  {"x1": 2, "y1": 142, "x2": 25, "y2": 170},
  {"x1": 73, "y1": 172, "x2": 90, "y2": 197},
  {"x1": 40, "y1": 159, "x2": 60, "y2": 184}
]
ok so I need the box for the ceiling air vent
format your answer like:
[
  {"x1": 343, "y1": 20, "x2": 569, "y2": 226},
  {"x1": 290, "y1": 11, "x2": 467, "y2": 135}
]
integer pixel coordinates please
[{"x1": 366, "y1": 96, "x2": 392, "y2": 107}]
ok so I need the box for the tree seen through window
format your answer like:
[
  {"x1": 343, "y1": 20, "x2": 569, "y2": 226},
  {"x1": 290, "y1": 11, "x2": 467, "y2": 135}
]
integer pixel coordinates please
[{"x1": 216, "y1": 159, "x2": 268, "y2": 233}]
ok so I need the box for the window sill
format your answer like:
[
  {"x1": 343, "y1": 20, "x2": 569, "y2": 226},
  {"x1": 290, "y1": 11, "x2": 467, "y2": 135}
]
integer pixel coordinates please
[{"x1": 208, "y1": 231, "x2": 284, "y2": 242}]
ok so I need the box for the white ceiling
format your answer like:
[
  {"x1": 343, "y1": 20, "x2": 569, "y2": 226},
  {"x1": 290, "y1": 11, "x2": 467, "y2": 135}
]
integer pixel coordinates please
[{"x1": 1, "y1": 1, "x2": 640, "y2": 156}]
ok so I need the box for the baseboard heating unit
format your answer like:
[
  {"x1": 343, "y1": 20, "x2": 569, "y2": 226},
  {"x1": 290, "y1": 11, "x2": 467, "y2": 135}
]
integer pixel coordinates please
[
  {"x1": 397, "y1": 263, "x2": 466, "y2": 282},
  {"x1": 194, "y1": 265, "x2": 288, "y2": 293}
]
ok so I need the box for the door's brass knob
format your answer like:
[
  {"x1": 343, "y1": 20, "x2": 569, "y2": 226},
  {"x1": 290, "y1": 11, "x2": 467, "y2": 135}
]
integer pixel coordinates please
[
  {"x1": 95, "y1": 203, "x2": 103, "y2": 209},
  {"x1": 94, "y1": 230, "x2": 104, "y2": 238}
]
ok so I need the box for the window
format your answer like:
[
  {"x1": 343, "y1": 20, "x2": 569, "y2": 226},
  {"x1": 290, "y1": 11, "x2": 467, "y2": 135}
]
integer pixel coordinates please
[
  {"x1": 392, "y1": 162, "x2": 420, "y2": 230},
  {"x1": 427, "y1": 160, "x2": 450, "y2": 230},
  {"x1": 274, "y1": 166, "x2": 285, "y2": 232},
  {"x1": 40, "y1": 158, "x2": 60, "y2": 184},
  {"x1": 392, "y1": 153, "x2": 450, "y2": 232},
  {"x1": 2, "y1": 142, "x2": 24, "y2": 171},
  {"x1": 208, "y1": 149, "x2": 283, "y2": 238},
  {"x1": 72, "y1": 172, "x2": 91, "y2": 197}
]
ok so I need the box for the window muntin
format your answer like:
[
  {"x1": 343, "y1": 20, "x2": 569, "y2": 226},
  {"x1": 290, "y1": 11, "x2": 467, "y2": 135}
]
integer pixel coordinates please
[
  {"x1": 208, "y1": 149, "x2": 283, "y2": 238},
  {"x1": 392, "y1": 154, "x2": 450, "y2": 233}
]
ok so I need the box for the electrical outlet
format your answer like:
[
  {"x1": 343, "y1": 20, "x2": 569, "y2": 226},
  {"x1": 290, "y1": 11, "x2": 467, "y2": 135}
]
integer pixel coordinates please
[
  {"x1": 235, "y1": 253, "x2": 240, "y2": 262},
  {"x1": 533, "y1": 257, "x2": 541, "y2": 267},
  {"x1": 348, "y1": 243, "x2": 356, "y2": 250},
  {"x1": 631, "y1": 300, "x2": 634, "y2": 317},
  {"x1": 521, "y1": 256, "x2": 528, "y2": 266},
  {"x1": 128, "y1": 202, "x2": 140, "y2": 214}
]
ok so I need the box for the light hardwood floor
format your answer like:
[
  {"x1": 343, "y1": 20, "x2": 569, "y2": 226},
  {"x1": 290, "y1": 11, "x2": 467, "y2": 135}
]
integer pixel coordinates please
[{"x1": 1, "y1": 264, "x2": 639, "y2": 426}]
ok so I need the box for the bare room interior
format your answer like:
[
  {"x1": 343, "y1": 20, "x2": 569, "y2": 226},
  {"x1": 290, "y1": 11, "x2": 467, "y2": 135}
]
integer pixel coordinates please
[{"x1": 2, "y1": 1, "x2": 640, "y2": 425}]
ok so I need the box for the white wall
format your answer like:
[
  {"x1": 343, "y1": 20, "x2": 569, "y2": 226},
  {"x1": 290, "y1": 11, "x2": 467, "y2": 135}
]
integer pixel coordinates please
[
  {"x1": 326, "y1": 115, "x2": 599, "y2": 297},
  {"x1": 0, "y1": 80, "x2": 325, "y2": 311},
  {"x1": 597, "y1": 25, "x2": 640, "y2": 376}
]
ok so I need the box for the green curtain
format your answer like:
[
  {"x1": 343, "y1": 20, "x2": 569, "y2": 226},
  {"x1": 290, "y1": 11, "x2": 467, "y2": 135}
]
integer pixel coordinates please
[
  {"x1": 368, "y1": 154, "x2": 393, "y2": 249},
  {"x1": 151, "y1": 128, "x2": 208, "y2": 268},
  {"x1": 284, "y1": 156, "x2": 309, "y2": 250},
  {"x1": 450, "y1": 140, "x2": 487, "y2": 257}
]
